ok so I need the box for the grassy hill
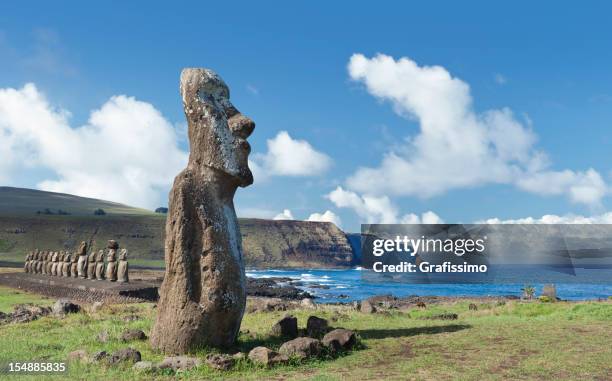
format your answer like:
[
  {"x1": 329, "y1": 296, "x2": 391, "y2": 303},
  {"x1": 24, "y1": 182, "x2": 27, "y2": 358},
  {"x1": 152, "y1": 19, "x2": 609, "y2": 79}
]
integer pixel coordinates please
[{"x1": 0, "y1": 187, "x2": 353, "y2": 268}]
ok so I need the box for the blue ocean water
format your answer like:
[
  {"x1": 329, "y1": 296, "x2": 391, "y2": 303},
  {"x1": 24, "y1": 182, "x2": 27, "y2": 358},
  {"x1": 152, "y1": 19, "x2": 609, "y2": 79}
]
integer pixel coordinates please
[{"x1": 246, "y1": 268, "x2": 612, "y2": 303}]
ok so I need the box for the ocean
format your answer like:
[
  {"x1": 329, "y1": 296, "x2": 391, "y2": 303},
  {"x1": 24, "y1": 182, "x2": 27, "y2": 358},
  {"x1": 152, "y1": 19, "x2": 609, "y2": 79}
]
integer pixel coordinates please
[{"x1": 246, "y1": 267, "x2": 612, "y2": 303}]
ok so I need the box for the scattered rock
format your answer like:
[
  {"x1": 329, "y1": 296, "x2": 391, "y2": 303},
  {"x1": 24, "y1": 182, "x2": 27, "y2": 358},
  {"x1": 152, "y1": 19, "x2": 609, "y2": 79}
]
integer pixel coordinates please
[
  {"x1": 157, "y1": 356, "x2": 201, "y2": 371},
  {"x1": 271, "y1": 315, "x2": 298, "y2": 338},
  {"x1": 279, "y1": 337, "x2": 322, "y2": 359},
  {"x1": 416, "y1": 301, "x2": 427, "y2": 308},
  {"x1": 248, "y1": 346, "x2": 289, "y2": 366},
  {"x1": 123, "y1": 315, "x2": 142, "y2": 322},
  {"x1": 205, "y1": 354, "x2": 235, "y2": 371},
  {"x1": 96, "y1": 330, "x2": 109, "y2": 343},
  {"x1": 232, "y1": 352, "x2": 246, "y2": 361},
  {"x1": 52, "y1": 299, "x2": 81, "y2": 316},
  {"x1": 120, "y1": 329, "x2": 147, "y2": 342},
  {"x1": 322, "y1": 329, "x2": 357, "y2": 352},
  {"x1": 469, "y1": 303, "x2": 478, "y2": 311},
  {"x1": 67, "y1": 349, "x2": 88, "y2": 362},
  {"x1": 247, "y1": 277, "x2": 313, "y2": 300},
  {"x1": 108, "y1": 348, "x2": 141, "y2": 365},
  {"x1": 360, "y1": 300, "x2": 376, "y2": 314},
  {"x1": 246, "y1": 297, "x2": 289, "y2": 313},
  {"x1": 91, "y1": 351, "x2": 108, "y2": 362},
  {"x1": 300, "y1": 298, "x2": 316, "y2": 309},
  {"x1": 306, "y1": 316, "x2": 329, "y2": 338},
  {"x1": 1, "y1": 304, "x2": 51, "y2": 324},
  {"x1": 423, "y1": 313, "x2": 458, "y2": 320},
  {"x1": 133, "y1": 361, "x2": 155, "y2": 372}
]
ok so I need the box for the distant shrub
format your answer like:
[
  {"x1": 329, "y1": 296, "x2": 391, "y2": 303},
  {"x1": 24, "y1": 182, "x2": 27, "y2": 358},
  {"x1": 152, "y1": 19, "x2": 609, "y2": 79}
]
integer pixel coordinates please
[
  {"x1": 538, "y1": 296, "x2": 552, "y2": 303},
  {"x1": 93, "y1": 208, "x2": 106, "y2": 216},
  {"x1": 57, "y1": 209, "x2": 70, "y2": 215},
  {"x1": 522, "y1": 285, "x2": 536, "y2": 300},
  {"x1": 155, "y1": 207, "x2": 168, "y2": 214}
]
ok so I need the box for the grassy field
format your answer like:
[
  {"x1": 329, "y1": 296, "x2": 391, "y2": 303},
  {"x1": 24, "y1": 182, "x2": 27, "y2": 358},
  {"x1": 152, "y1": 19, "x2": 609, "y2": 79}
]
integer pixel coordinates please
[{"x1": 0, "y1": 287, "x2": 611, "y2": 380}]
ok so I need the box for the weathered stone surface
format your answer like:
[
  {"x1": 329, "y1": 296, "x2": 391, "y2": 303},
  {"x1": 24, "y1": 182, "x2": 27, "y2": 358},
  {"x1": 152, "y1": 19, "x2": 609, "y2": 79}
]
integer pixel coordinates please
[
  {"x1": 133, "y1": 361, "x2": 155, "y2": 372},
  {"x1": 360, "y1": 300, "x2": 376, "y2": 313},
  {"x1": 95, "y1": 250, "x2": 105, "y2": 280},
  {"x1": 109, "y1": 348, "x2": 141, "y2": 365},
  {"x1": 67, "y1": 349, "x2": 88, "y2": 362},
  {"x1": 117, "y1": 249, "x2": 129, "y2": 283},
  {"x1": 62, "y1": 253, "x2": 70, "y2": 277},
  {"x1": 247, "y1": 346, "x2": 288, "y2": 366},
  {"x1": 70, "y1": 251, "x2": 78, "y2": 278},
  {"x1": 121, "y1": 329, "x2": 147, "y2": 342},
  {"x1": 306, "y1": 316, "x2": 329, "y2": 338},
  {"x1": 76, "y1": 242, "x2": 88, "y2": 278},
  {"x1": 279, "y1": 337, "x2": 322, "y2": 359},
  {"x1": 52, "y1": 299, "x2": 80, "y2": 315},
  {"x1": 105, "y1": 240, "x2": 118, "y2": 282},
  {"x1": 322, "y1": 329, "x2": 357, "y2": 352},
  {"x1": 271, "y1": 315, "x2": 298, "y2": 338},
  {"x1": 91, "y1": 351, "x2": 108, "y2": 362},
  {"x1": 157, "y1": 356, "x2": 201, "y2": 371},
  {"x1": 232, "y1": 352, "x2": 246, "y2": 360},
  {"x1": 151, "y1": 68, "x2": 255, "y2": 353},
  {"x1": 206, "y1": 354, "x2": 235, "y2": 371},
  {"x1": 0, "y1": 304, "x2": 51, "y2": 324}
]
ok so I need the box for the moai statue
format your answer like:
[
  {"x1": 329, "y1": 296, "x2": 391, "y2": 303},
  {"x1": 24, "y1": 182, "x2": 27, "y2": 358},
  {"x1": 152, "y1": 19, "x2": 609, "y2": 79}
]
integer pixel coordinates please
[
  {"x1": 33, "y1": 251, "x2": 40, "y2": 274},
  {"x1": 46, "y1": 251, "x2": 53, "y2": 275},
  {"x1": 76, "y1": 241, "x2": 88, "y2": 278},
  {"x1": 37, "y1": 250, "x2": 44, "y2": 273},
  {"x1": 151, "y1": 68, "x2": 254, "y2": 353},
  {"x1": 70, "y1": 251, "x2": 78, "y2": 277},
  {"x1": 50, "y1": 252, "x2": 58, "y2": 276},
  {"x1": 117, "y1": 249, "x2": 129, "y2": 283},
  {"x1": 41, "y1": 251, "x2": 47, "y2": 275},
  {"x1": 105, "y1": 240, "x2": 118, "y2": 282},
  {"x1": 95, "y1": 250, "x2": 105, "y2": 280},
  {"x1": 62, "y1": 253, "x2": 71, "y2": 277},
  {"x1": 87, "y1": 252, "x2": 97, "y2": 279},
  {"x1": 24, "y1": 252, "x2": 31, "y2": 273}
]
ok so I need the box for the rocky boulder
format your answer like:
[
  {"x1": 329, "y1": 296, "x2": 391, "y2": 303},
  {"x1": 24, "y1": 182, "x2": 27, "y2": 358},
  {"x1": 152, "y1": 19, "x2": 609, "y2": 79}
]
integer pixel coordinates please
[
  {"x1": 279, "y1": 337, "x2": 322, "y2": 359},
  {"x1": 360, "y1": 300, "x2": 376, "y2": 314},
  {"x1": 270, "y1": 315, "x2": 298, "y2": 338},
  {"x1": 248, "y1": 346, "x2": 289, "y2": 366},
  {"x1": 306, "y1": 316, "x2": 329, "y2": 338},
  {"x1": 322, "y1": 329, "x2": 357, "y2": 352},
  {"x1": 205, "y1": 354, "x2": 235, "y2": 371},
  {"x1": 108, "y1": 348, "x2": 141, "y2": 365},
  {"x1": 120, "y1": 329, "x2": 147, "y2": 342},
  {"x1": 157, "y1": 356, "x2": 202, "y2": 371},
  {"x1": 52, "y1": 299, "x2": 81, "y2": 316}
]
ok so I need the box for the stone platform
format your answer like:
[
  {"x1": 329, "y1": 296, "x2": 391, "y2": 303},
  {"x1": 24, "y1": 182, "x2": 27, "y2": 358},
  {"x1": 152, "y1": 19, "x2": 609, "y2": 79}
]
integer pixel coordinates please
[{"x1": 0, "y1": 272, "x2": 159, "y2": 303}]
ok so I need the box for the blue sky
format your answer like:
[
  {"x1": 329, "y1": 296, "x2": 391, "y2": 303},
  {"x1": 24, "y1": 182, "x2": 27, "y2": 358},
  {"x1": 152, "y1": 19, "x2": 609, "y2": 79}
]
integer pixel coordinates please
[{"x1": 1, "y1": 1, "x2": 612, "y2": 231}]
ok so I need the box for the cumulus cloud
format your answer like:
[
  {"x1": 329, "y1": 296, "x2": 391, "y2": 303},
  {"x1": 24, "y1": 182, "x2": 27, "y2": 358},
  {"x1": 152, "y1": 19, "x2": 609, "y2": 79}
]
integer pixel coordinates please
[
  {"x1": 345, "y1": 53, "x2": 608, "y2": 206},
  {"x1": 479, "y1": 213, "x2": 612, "y2": 224},
  {"x1": 273, "y1": 209, "x2": 294, "y2": 220},
  {"x1": 326, "y1": 186, "x2": 443, "y2": 224},
  {"x1": 307, "y1": 210, "x2": 342, "y2": 227},
  {"x1": 251, "y1": 131, "x2": 332, "y2": 179},
  {"x1": 0, "y1": 83, "x2": 187, "y2": 209}
]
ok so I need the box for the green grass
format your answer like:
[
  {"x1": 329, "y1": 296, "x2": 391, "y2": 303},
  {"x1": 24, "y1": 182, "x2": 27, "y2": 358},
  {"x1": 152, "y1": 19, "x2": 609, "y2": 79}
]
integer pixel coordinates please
[
  {"x1": 0, "y1": 286, "x2": 53, "y2": 313},
  {"x1": 0, "y1": 289, "x2": 611, "y2": 380}
]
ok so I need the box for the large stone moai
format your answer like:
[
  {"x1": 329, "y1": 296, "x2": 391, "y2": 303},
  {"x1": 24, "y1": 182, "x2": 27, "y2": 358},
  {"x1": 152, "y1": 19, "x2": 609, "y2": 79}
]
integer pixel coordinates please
[
  {"x1": 46, "y1": 251, "x2": 53, "y2": 274},
  {"x1": 36, "y1": 251, "x2": 43, "y2": 273},
  {"x1": 70, "y1": 252, "x2": 78, "y2": 277},
  {"x1": 24, "y1": 252, "x2": 31, "y2": 273},
  {"x1": 117, "y1": 249, "x2": 129, "y2": 283},
  {"x1": 95, "y1": 250, "x2": 105, "y2": 280},
  {"x1": 76, "y1": 241, "x2": 88, "y2": 278},
  {"x1": 41, "y1": 252, "x2": 47, "y2": 275},
  {"x1": 87, "y1": 252, "x2": 97, "y2": 279},
  {"x1": 62, "y1": 253, "x2": 70, "y2": 277},
  {"x1": 105, "y1": 240, "x2": 118, "y2": 282},
  {"x1": 151, "y1": 68, "x2": 254, "y2": 353},
  {"x1": 51, "y1": 252, "x2": 59, "y2": 276}
]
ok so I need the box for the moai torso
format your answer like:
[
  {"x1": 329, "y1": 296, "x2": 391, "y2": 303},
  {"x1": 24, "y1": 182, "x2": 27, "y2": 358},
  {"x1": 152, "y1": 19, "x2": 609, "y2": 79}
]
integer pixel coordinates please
[
  {"x1": 117, "y1": 249, "x2": 129, "y2": 283},
  {"x1": 62, "y1": 254, "x2": 71, "y2": 277},
  {"x1": 105, "y1": 241, "x2": 118, "y2": 282},
  {"x1": 87, "y1": 253, "x2": 97, "y2": 279},
  {"x1": 76, "y1": 241, "x2": 88, "y2": 278},
  {"x1": 70, "y1": 253, "x2": 78, "y2": 277},
  {"x1": 151, "y1": 68, "x2": 254, "y2": 353}
]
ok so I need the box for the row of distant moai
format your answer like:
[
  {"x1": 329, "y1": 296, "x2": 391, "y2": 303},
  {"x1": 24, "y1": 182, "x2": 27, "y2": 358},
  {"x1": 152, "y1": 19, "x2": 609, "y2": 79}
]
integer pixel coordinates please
[{"x1": 23, "y1": 240, "x2": 129, "y2": 283}]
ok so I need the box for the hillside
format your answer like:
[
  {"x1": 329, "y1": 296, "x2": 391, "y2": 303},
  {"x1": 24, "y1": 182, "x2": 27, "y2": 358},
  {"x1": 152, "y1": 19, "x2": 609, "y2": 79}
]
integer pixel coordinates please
[{"x1": 0, "y1": 187, "x2": 354, "y2": 268}]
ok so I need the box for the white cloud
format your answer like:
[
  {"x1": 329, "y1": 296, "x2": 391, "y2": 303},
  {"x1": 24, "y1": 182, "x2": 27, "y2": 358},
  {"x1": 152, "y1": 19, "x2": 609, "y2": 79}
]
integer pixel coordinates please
[
  {"x1": 345, "y1": 53, "x2": 608, "y2": 206},
  {"x1": 252, "y1": 131, "x2": 332, "y2": 179},
  {"x1": 0, "y1": 83, "x2": 188, "y2": 209},
  {"x1": 273, "y1": 209, "x2": 294, "y2": 220},
  {"x1": 307, "y1": 210, "x2": 342, "y2": 227},
  {"x1": 479, "y1": 213, "x2": 612, "y2": 224},
  {"x1": 326, "y1": 186, "x2": 443, "y2": 224}
]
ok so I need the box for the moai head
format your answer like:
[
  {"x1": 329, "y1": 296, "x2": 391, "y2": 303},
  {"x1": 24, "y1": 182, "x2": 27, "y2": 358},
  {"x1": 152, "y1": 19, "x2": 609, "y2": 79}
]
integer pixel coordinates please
[
  {"x1": 77, "y1": 241, "x2": 87, "y2": 256},
  {"x1": 119, "y1": 248, "x2": 128, "y2": 261},
  {"x1": 180, "y1": 68, "x2": 255, "y2": 187}
]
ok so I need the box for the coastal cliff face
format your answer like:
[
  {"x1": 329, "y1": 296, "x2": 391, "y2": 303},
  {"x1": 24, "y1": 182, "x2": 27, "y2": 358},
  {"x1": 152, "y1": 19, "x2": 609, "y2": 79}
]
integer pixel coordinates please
[{"x1": 240, "y1": 219, "x2": 354, "y2": 268}]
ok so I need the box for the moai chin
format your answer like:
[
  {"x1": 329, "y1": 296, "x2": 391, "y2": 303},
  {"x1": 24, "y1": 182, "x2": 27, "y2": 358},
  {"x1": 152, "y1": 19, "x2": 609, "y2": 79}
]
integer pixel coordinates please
[
  {"x1": 76, "y1": 241, "x2": 88, "y2": 278},
  {"x1": 105, "y1": 240, "x2": 118, "y2": 282},
  {"x1": 150, "y1": 68, "x2": 254, "y2": 353},
  {"x1": 117, "y1": 249, "x2": 129, "y2": 283}
]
